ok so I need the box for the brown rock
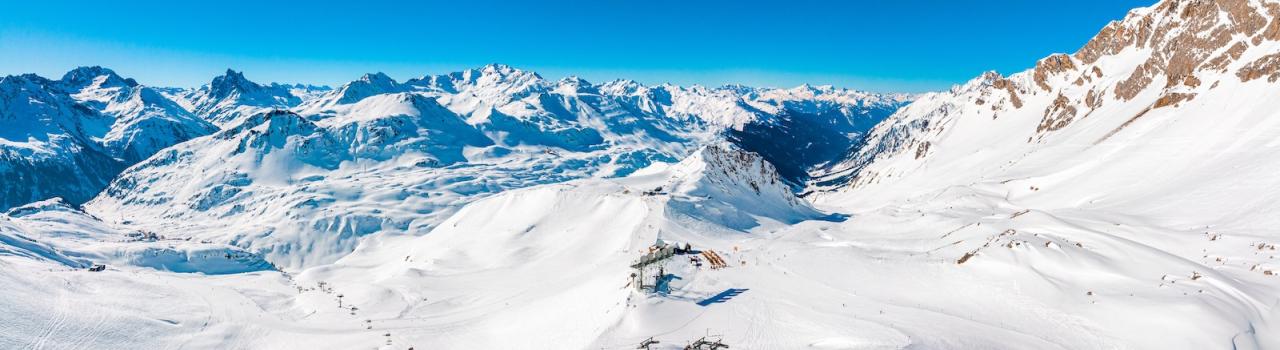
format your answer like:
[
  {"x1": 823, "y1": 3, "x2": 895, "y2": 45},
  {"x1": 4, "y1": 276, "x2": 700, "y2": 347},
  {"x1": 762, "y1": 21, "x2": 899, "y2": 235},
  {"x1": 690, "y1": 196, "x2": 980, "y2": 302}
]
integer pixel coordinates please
[
  {"x1": 991, "y1": 77, "x2": 1023, "y2": 109},
  {"x1": 1238, "y1": 53, "x2": 1280, "y2": 82},
  {"x1": 1033, "y1": 54, "x2": 1078, "y2": 91},
  {"x1": 1203, "y1": 41, "x2": 1248, "y2": 72},
  {"x1": 1153, "y1": 92, "x2": 1196, "y2": 109},
  {"x1": 1085, "y1": 88, "x2": 1105, "y2": 109},
  {"x1": 1255, "y1": 3, "x2": 1280, "y2": 44},
  {"x1": 1038, "y1": 94, "x2": 1079, "y2": 133}
]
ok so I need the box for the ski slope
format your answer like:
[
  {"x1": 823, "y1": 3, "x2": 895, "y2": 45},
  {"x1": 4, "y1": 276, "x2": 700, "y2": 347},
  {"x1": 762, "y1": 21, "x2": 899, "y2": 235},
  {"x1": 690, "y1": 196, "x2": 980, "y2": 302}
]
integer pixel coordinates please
[
  {"x1": 5, "y1": 0, "x2": 1280, "y2": 348},
  {"x1": 8, "y1": 139, "x2": 1277, "y2": 349}
]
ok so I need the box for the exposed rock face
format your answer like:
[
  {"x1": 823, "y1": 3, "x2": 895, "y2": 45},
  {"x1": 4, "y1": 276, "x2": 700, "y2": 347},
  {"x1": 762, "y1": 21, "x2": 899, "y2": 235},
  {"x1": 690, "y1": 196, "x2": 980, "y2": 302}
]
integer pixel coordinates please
[
  {"x1": 990, "y1": 73, "x2": 1024, "y2": 109},
  {"x1": 821, "y1": 0, "x2": 1280, "y2": 191},
  {"x1": 1237, "y1": 52, "x2": 1280, "y2": 81},
  {"x1": 1033, "y1": 54, "x2": 1078, "y2": 91},
  {"x1": 1089, "y1": 0, "x2": 1276, "y2": 101},
  {"x1": 1038, "y1": 93, "x2": 1078, "y2": 133}
]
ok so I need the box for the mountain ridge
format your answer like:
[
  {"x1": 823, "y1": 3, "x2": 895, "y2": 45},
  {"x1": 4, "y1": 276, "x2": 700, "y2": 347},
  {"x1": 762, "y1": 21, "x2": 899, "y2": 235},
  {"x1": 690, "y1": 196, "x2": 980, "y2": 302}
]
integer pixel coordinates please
[{"x1": 4, "y1": 0, "x2": 1280, "y2": 348}]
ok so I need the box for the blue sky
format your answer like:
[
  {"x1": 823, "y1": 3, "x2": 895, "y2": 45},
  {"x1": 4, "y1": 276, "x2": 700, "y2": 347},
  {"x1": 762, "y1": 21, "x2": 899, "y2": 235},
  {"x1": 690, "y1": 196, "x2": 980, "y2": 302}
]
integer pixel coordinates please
[{"x1": 0, "y1": 0, "x2": 1153, "y2": 92}]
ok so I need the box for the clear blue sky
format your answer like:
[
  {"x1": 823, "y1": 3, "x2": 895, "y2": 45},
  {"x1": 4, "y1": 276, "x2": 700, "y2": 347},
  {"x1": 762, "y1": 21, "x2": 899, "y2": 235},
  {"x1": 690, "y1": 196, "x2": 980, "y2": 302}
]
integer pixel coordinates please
[{"x1": 0, "y1": 0, "x2": 1154, "y2": 92}]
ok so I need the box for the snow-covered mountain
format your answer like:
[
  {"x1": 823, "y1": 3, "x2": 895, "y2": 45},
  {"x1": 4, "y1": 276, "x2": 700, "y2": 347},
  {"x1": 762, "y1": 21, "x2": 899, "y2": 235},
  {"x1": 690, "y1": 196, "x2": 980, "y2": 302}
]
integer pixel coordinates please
[
  {"x1": 296, "y1": 64, "x2": 911, "y2": 183},
  {"x1": 174, "y1": 69, "x2": 318, "y2": 127},
  {"x1": 627, "y1": 142, "x2": 827, "y2": 231},
  {"x1": 207, "y1": 142, "x2": 826, "y2": 349},
  {"x1": 85, "y1": 102, "x2": 506, "y2": 268},
  {"x1": 80, "y1": 65, "x2": 907, "y2": 269},
  {"x1": 0, "y1": 74, "x2": 121, "y2": 211},
  {"x1": 0, "y1": 67, "x2": 215, "y2": 211},
  {"x1": 8, "y1": 62, "x2": 914, "y2": 214},
  {"x1": 17, "y1": 0, "x2": 1280, "y2": 345},
  {"x1": 2, "y1": 117, "x2": 853, "y2": 348},
  {"x1": 1, "y1": 62, "x2": 905, "y2": 269},
  {"x1": 807, "y1": 0, "x2": 1280, "y2": 347},
  {"x1": 296, "y1": 72, "x2": 406, "y2": 113},
  {"x1": 823, "y1": 0, "x2": 1280, "y2": 223},
  {"x1": 59, "y1": 66, "x2": 217, "y2": 163}
]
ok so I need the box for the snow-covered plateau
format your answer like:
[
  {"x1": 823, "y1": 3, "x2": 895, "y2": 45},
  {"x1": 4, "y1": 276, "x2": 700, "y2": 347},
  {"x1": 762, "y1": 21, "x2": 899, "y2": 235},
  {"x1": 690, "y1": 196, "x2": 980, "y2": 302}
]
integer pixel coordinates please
[{"x1": 4, "y1": 0, "x2": 1280, "y2": 348}]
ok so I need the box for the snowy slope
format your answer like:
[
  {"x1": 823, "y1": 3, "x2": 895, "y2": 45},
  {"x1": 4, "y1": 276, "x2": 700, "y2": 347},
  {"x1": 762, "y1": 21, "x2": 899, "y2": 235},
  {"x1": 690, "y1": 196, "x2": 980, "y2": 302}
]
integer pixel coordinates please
[
  {"x1": 10, "y1": 137, "x2": 1280, "y2": 350},
  {"x1": 285, "y1": 145, "x2": 832, "y2": 348},
  {"x1": 0, "y1": 218, "x2": 284, "y2": 350},
  {"x1": 0, "y1": 67, "x2": 217, "y2": 211},
  {"x1": 624, "y1": 143, "x2": 827, "y2": 231},
  {"x1": 85, "y1": 105, "x2": 620, "y2": 269},
  {"x1": 2, "y1": 137, "x2": 842, "y2": 350},
  {"x1": 3, "y1": 198, "x2": 272, "y2": 274},
  {"x1": 810, "y1": 0, "x2": 1280, "y2": 347},
  {"x1": 20, "y1": 1, "x2": 1280, "y2": 346},
  {"x1": 823, "y1": 0, "x2": 1280, "y2": 210}
]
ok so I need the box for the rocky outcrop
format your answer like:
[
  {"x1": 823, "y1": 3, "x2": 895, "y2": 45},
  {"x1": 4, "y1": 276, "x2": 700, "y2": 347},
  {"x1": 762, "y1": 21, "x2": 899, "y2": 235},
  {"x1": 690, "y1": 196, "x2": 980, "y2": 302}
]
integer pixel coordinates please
[
  {"x1": 826, "y1": 0, "x2": 1280, "y2": 193},
  {"x1": 1237, "y1": 53, "x2": 1280, "y2": 82}
]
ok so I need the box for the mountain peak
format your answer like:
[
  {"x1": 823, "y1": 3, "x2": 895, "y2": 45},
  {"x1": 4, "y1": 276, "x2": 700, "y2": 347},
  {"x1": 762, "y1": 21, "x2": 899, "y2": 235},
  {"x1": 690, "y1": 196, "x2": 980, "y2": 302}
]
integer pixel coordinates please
[
  {"x1": 359, "y1": 72, "x2": 395, "y2": 83},
  {"x1": 0, "y1": 74, "x2": 67, "y2": 106},
  {"x1": 469, "y1": 63, "x2": 542, "y2": 82},
  {"x1": 208, "y1": 69, "x2": 262, "y2": 98},
  {"x1": 558, "y1": 76, "x2": 591, "y2": 86},
  {"x1": 64, "y1": 66, "x2": 117, "y2": 77},
  {"x1": 480, "y1": 63, "x2": 516, "y2": 72},
  {"x1": 662, "y1": 142, "x2": 824, "y2": 229},
  {"x1": 189, "y1": 69, "x2": 302, "y2": 126},
  {"x1": 329, "y1": 72, "x2": 404, "y2": 105},
  {"x1": 0, "y1": 73, "x2": 41, "y2": 88},
  {"x1": 60, "y1": 66, "x2": 138, "y2": 90}
]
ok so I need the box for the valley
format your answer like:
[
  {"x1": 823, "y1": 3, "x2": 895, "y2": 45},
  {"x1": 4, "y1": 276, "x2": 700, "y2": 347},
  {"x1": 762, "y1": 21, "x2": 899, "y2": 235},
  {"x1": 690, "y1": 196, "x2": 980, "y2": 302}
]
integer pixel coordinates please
[{"x1": 4, "y1": 0, "x2": 1280, "y2": 348}]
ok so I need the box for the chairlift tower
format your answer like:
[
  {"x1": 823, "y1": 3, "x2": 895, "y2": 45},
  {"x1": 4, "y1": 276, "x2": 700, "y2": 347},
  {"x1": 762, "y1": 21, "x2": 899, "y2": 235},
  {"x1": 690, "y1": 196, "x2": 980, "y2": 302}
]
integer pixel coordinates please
[
  {"x1": 630, "y1": 244, "x2": 676, "y2": 292},
  {"x1": 637, "y1": 337, "x2": 660, "y2": 349},
  {"x1": 685, "y1": 336, "x2": 729, "y2": 350}
]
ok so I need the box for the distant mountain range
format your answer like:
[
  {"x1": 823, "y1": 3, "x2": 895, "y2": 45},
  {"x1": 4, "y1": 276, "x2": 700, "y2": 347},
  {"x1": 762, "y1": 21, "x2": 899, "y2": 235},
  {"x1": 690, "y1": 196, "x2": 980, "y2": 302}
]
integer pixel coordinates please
[
  {"x1": 0, "y1": 63, "x2": 910, "y2": 214},
  {"x1": 4, "y1": 0, "x2": 1280, "y2": 348}
]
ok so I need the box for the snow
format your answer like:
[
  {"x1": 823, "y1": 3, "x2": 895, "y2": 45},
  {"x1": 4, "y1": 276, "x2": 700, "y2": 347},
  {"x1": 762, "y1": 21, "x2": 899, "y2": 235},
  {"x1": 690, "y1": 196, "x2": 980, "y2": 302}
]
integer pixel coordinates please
[
  {"x1": 6, "y1": 1, "x2": 1280, "y2": 346},
  {"x1": 77, "y1": 63, "x2": 903, "y2": 272},
  {"x1": 3, "y1": 142, "x2": 859, "y2": 349},
  {"x1": 0, "y1": 67, "x2": 217, "y2": 211},
  {"x1": 7, "y1": 139, "x2": 1280, "y2": 349},
  {"x1": 179, "y1": 69, "x2": 305, "y2": 127},
  {"x1": 19, "y1": 130, "x2": 1276, "y2": 348}
]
